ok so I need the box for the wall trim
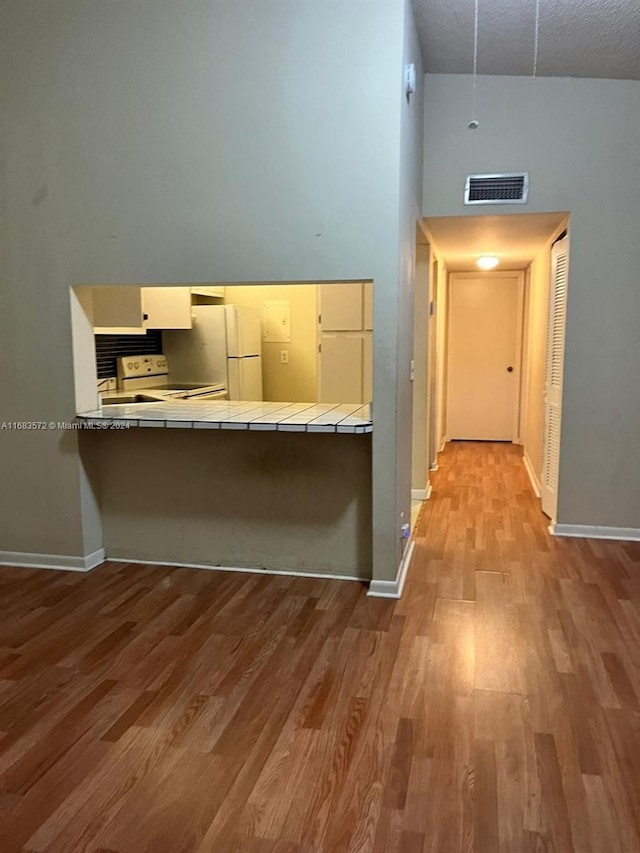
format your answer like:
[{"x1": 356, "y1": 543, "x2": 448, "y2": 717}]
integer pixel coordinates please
[
  {"x1": 0, "y1": 548, "x2": 105, "y2": 572},
  {"x1": 411, "y1": 487, "x2": 428, "y2": 500},
  {"x1": 426, "y1": 482, "x2": 433, "y2": 500},
  {"x1": 367, "y1": 540, "x2": 415, "y2": 599},
  {"x1": 522, "y1": 451, "x2": 541, "y2": 497},
  {"x1": 429, "y1": 462, "x2": 438, "y2": 472},
  {"x1": 108, "y1": 557, "x2": 366, "y2": 584},
  {"x1": 550, "y1": 524, "x2": 640, "y2": 542}
]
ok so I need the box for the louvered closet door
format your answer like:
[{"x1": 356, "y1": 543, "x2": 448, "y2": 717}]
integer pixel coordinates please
[{"x1": 541, "y1": 236, "x2": 569, "y2": 520}]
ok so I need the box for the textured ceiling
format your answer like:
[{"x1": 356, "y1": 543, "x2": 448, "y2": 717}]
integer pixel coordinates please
[
  {"x1": 423, "y1": 212, "x2": 567, "y2": 271},
  {"x1": 413, "y1": 0, "x2": 640, "y2": 80}
]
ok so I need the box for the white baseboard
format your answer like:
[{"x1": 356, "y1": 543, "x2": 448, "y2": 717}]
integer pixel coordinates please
[
  {"x1": 522, "y1": 452, "x2": 541, "y2": 497},
  {"x1": 550, "y1": 524, "x2": 640, "y2": 542},
  {"x1": 439, "y1": 438, "x2": 447, "y2": 452},
  {"x1": 107, "y1": 557, "x2": 366, "y2": 584},
  {"x1": 411, "y1": 484, "x2": 433, "y2": 501},
  {"x1": 0, "y1": 548, "x2": 105, "y2": 572},
  {"x1": 367, "y1": 540, "x2": 415, "y2": 599},
  {"x1": 429, "y1": 462, "x2": 438, "y2": 472}
]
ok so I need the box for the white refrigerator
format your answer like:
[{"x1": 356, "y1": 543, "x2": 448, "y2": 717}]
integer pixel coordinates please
[{"x1": 163, "y1": 305, "x2": 263, "y2": 400}]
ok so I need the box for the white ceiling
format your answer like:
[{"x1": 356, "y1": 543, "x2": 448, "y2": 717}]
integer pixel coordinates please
[
  {"x1": 423, "y1": 212, "x2": 567, "y2": 271},
  {"x1": 413, "y1": 0, "x2": 640, "y2": 80}
]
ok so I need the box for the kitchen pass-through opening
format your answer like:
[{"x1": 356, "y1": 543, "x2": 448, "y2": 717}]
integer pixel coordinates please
[{"x1": 70, "y1": 280, "x2": 374, "y2": 416}]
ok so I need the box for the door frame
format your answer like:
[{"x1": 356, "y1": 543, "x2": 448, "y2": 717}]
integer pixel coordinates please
[{"x1": 446, "y1": 271, "x2": 525, "y2": 443}]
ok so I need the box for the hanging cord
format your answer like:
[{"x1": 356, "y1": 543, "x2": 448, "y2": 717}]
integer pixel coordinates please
[
  {"x1": 472, "y1": 0, "x2": 479, "y2": 119},
  {"x1": 533, "y1": 0, "x2": 540, "y2": 77}
]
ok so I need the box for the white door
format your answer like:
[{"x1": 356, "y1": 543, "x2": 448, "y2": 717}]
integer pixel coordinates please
[
  {"x1": 541, "y1": 236, "x2": 569, "y2": 520},
  {"x1": 447, "y1": 273, "x2": 523, "y2": 441}
]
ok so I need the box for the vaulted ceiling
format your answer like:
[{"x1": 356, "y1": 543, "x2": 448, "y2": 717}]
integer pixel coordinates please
[{"x1": 413, "y1": 0, "x2": 640, "y2": 80}]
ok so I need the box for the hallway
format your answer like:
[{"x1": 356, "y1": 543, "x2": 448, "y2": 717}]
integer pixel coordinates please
[
  {"x1": 409, "y1": 440, "x2": 640, "y2": 852},
  {"x1": 0, "y1": 443, "x2": 639, "y2": 851}
]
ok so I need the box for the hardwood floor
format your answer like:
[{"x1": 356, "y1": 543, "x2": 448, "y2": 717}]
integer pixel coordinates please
[{"x1": 1, "y1": 440, "x2": 640, "y2": 851}]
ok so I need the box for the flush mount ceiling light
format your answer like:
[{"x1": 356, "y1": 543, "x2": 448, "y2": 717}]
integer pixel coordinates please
[{"x1": 477, "y1": 255, "x2": 500, "y2": 270}]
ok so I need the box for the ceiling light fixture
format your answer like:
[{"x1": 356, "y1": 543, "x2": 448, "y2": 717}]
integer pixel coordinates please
[{"x1": 477, "y1": 255, "x2": 500, "y2": 270}]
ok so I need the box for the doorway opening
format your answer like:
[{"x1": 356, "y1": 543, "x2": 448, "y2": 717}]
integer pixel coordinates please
[{"x1": 419, "y1": 211, "x2": 570, "y2": 524}]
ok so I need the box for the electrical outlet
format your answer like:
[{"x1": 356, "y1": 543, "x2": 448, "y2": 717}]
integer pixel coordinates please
[{"x1": 280, "y1": 350, "x2": 289, "y2": 364}]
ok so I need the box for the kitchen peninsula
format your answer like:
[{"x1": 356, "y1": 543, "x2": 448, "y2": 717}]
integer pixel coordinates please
[
  {"x1": 78, "y1": 398, "x2": 372, "y2": 581},
  {"x1": 72, "y1": 283, "x2": 373, "y2": 582},
  {"x1": 78, "y1": 400, "x2": 372, "y2": 433}
]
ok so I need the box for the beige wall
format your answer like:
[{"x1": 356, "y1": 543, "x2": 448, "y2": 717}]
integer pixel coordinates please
[
  {"x1": 423, "y1": 74, "x2": 640, "y2": 529},
  {"x1": 89, "y1": 429, "x2": 372, "y2": 578},
  {"x1": 224, "y1": 285, "x2": 318, "y2": 403}
]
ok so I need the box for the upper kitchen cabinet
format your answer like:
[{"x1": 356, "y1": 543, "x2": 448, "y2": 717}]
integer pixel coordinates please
[
  {"x1": 92, "y1": 286, "x2": 145, "y2": 335},
  {"x1": 141, "y1": 287, "x2": 192, "y2": 329},
  {"x1": 190, "y1": 285, "x2": 225, "y2": 298},
  {"x1": 91, "y1": 286, "x2": 192, "y2": 333},
  {"x1": 319, "y1": 283, "x2": 364, "y2": 331}
]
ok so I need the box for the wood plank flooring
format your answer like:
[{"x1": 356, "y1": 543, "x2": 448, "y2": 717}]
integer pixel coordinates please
[{"x1": 1, "y1": 440, "x2": 640, "y2": 851}]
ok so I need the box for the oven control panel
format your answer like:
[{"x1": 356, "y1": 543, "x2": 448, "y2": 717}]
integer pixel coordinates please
[{"x1": 117, "y1": 354, "x2": 168, "y2": 381}]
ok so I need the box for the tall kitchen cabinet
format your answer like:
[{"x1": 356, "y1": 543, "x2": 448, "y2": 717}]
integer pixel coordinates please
[{"x1": 317, "y1": 283, "x2": 372, "y2": 404}]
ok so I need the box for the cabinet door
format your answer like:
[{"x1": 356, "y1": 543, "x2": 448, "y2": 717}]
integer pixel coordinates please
[
  {"x1": 92, "y1": 286, "x2": 144, "y2": 334},
  {"x1": 141, "y1": 287, "x2": 192, "y2": 329},
  {"x1": 318, "y1": 335, "x2": 363, "y2": 403},
  {"x1": 320, "y1": 284, "x2": 363, "y2": 331}
]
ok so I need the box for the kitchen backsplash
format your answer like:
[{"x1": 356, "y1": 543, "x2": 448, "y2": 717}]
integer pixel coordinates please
[{"x1": 96, "y1": 330, "x2": 163, "y2": 379}]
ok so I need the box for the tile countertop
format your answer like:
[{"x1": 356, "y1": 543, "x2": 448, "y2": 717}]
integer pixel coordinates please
[{"x1": 77, "y1": 400, "x2": 373, "y2": 434}]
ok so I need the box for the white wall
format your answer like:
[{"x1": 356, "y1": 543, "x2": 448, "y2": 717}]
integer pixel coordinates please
[
  {"x1": 423, "y1": 74, "x2": 640, "y2": 529},
  {"x1": 0, "y1": 0, "x2": 415, "y2": 581}
]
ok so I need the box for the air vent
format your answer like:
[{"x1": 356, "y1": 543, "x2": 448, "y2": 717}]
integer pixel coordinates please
[{"x1": 464, "y1": 173, "x2": 529, "y2": 205}]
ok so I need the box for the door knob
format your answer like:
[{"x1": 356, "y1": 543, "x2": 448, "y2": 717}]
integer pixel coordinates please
[{"x1": 507, "y1": 366, "x2": 513, "y2": 372}]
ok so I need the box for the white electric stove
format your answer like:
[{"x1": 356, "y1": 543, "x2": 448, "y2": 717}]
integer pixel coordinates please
[{"x1": 115, "y1": 355, "x2": 227, "y2": 400}]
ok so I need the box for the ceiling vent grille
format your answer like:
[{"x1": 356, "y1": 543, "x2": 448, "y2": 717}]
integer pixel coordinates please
[{"x1": 464, "y1": 173, "x2": 529, "y2": 205}]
